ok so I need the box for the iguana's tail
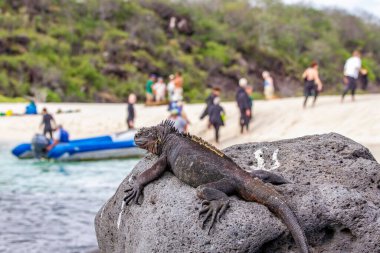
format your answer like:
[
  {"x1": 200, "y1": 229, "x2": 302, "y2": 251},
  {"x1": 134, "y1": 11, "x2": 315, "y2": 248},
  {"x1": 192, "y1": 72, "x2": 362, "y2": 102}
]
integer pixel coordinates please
[
  {"x1": 242, "y1": 179, "x2": 309, "y2": 253},
  {"x1": 269, "y1": 195, "x2": 309, "y2": 253}
]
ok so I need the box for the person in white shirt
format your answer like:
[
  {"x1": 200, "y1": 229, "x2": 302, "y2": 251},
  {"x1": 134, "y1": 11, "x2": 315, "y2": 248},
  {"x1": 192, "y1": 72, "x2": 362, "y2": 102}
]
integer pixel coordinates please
[
  {"x1": 342, "y1": 50, "x2": 361, "y2": 102},
  {"x1": 153, "y1": 77, "x2": 167, "y2": 102}
]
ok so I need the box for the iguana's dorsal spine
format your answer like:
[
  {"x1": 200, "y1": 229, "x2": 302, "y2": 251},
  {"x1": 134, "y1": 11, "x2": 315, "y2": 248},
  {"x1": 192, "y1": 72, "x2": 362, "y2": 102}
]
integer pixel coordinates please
[{"x1": 159, "y1": 120, "x2": 226, "y2": 158}]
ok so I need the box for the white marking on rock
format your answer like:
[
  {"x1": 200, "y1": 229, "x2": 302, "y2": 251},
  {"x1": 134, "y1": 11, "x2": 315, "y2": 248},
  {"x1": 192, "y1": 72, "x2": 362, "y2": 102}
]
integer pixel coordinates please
[
  {"x1": 250, "y1": 149, "x2": 265, "y2": 170},
  {"x1": 249, "y1": 148, "x2": 281, "y2": 171},
  {"x1": 271, "y1": 149, "x2": 281, "y2": 170},
  {"x1": 117, "y1": 201, "x2": 125, "y2": 230}
]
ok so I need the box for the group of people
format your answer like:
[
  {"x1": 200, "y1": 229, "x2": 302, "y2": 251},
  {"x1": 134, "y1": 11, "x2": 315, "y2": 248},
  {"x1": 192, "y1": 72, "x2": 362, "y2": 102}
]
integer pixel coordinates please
[
  {"x1": 40, "y1": 108, "x2": 69, "y2": 152},
  {"x1": 145, "y1": 72, "x2": 184, "y2": 104},
  {"x1": 128, "y1": 50, "x2": 370, "y2": 144},
  {"x1": 127, "y1": 72, "x2": 189, "y2": 132},
  {"x1": 302, "y1": 50, "x2": 368, "y2": 108},
  {"x1": 199, "y1": 77, "x2": 255, "y2": 143}
]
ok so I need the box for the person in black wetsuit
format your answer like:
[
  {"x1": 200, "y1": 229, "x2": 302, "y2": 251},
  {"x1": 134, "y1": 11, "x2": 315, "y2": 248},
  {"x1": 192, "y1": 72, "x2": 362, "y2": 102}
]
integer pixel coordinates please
[
  {"x1": 208, "y1": 97, "x2": 225, "y2": 143},
  {"x1": 302, "y1": 61, "x2": 323, "y2": 108},
  {"x1": 127, "y1": 93, "x2": 136, "y2": 130},
  {"x1": 200, "y1": 87, "x2": 221, "y2": 125},
  {"x1": 236, "y1": 78, "x2": 251, "y2": 133},
  {"x1": 40, "y1": 108, "x2": 56, "y2": 140}
]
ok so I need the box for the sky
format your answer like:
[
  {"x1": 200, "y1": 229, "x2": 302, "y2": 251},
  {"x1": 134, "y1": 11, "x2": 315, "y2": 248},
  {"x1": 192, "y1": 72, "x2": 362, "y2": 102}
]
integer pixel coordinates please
[{"x1": 282, "y1": 0, "x2": 380, "y2": 19}]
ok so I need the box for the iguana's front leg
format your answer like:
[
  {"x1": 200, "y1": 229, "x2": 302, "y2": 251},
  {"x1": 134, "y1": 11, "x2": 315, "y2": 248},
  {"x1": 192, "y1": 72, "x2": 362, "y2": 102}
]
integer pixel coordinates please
[
  {"x1": 196, "y1": 178, "x2": 236, "y2": 234},
  {"x1": 124, "y1": 156, "x2": 167, "y2": 205}
]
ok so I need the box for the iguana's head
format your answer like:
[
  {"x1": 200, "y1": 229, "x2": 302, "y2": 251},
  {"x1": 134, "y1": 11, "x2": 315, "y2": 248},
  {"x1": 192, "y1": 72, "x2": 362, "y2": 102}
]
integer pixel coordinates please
[{"x1": 134, "y1": 121, "x2": 177, "y2": 155}]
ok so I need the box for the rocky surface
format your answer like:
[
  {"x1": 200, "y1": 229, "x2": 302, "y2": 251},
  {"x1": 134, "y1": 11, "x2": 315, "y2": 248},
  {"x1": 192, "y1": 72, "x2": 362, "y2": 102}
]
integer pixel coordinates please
[{"x1": 95, "y1": 133, "x2": 380, "y2": 253}]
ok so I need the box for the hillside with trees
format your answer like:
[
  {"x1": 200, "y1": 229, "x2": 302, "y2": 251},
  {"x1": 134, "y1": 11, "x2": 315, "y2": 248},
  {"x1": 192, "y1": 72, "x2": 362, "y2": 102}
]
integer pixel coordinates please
[{"x1": 0, "y1": 0, "x2": 379, "y2": 102}]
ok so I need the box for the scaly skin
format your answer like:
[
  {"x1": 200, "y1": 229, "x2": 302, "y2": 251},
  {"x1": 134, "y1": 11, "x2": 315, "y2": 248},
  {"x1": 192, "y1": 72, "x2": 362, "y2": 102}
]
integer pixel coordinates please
[{"x1": 124, "y1": 121, "x2": 309, "y2": 253}]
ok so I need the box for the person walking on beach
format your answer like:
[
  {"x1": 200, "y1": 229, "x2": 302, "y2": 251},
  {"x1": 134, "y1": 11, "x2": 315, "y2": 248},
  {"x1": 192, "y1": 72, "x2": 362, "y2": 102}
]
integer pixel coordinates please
[
  {"x1": 127, "y1": 93, "x2": 136, "y2": 130},
  {"x1": 40, "y1": 108, "x2": 56, "y2": 140},
  {"x1": 200, "y1": 87, "x2": 221, "y2": 125},
  {"x1": 262, "y1": 71, "x2": 274, "y2": 100},
  {"x1": 236, "y1": 78, "x2": 251, "y2": 134},
  {"x1": 208, "y1": 97, "x2": 225, "y2": 143},
  {"x1": 342, "y1": 50, "x2": 361, "y2": 102},
  {"x1": 145, "y1": 74, "x2": 156, "y2": 103},
  {"x1": 302, "y1": 61, "x2": 323, "y2": 108}
]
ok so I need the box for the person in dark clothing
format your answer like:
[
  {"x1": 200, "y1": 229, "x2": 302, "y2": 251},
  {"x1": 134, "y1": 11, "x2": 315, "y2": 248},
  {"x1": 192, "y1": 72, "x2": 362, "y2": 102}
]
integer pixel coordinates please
[
  {"x1": 200, "y1": 87, "x2": 221, "y2": 122},
  {"x1": 208, "y1": 97, "x2": 225, "y2": 143},
  {"x1": 127, "y1": 93, "x2": 136, "y2": 129},
  {"x1": 236, "y1": 78, "x2": 251, "y2": 134},
  {"x1": 235, "y1": 78, "x2": 247, "y2": 106},
  {"x1": 360, "y1": 68, "x2": 368, "y2": 90},
  {"x1": 40, "y1": 108, "x2": 56, "y2": 140}
]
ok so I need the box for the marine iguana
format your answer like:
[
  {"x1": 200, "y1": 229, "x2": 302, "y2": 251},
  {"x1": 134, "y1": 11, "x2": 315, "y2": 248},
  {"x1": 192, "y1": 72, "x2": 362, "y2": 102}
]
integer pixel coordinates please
[{"x1": 124, "y1": 121, "x2": 309, "y2": 253}]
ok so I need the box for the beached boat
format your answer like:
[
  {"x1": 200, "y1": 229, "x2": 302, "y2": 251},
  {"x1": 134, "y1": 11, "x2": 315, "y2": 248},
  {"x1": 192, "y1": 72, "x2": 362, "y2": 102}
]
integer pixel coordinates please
[
  {"x1": 144, "y1": 100, "x2": 169, "y2": 106},
  {"x1": 11, "y1": 130, "x2": 145, "y2": 161}
]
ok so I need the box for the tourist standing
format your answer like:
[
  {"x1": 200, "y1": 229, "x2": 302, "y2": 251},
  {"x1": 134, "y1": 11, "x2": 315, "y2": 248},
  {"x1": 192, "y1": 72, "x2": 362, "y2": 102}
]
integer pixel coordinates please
[
  {"x1": 153, "y1": 77, "x2": 167, "y2": 102},
  {"x1": 40, "y1": 108, "x2": 56, "y2": 140},
  {"x1": 208, "y1": 97, "x2": 225, "y2": 143},
  {"x1": 262, "y1": 71, "x2": 274, "y2": 100},
  {"x1": 145, "y1": 74, "x2": 156, "y2": 103},
  {"x1": 236, "y1": 78, "x2": 251, "y2": 134},
  {"x1": 342, "y1": 50, "x2": 361, "y2": 102},
  {"x1": 127, "y1": 93, "x2": 136, "y2": 130},
  {"x1": 302, "y1": 61, "x2": 323, "y2": 108}
]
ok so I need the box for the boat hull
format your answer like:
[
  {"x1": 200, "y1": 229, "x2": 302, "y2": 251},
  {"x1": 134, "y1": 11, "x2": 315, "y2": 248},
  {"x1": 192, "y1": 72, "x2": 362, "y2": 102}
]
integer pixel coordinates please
[{"x1": 11, "y1": 131, "x2": 145, "y2": 161}]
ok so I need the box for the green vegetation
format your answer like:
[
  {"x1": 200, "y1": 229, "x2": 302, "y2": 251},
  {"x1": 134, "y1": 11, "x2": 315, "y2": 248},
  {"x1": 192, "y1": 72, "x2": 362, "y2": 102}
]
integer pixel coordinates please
[
  {"x1": 0, "y1": 0, "x2": 379, "y2": 102},
  {"x1": 0, "y1": 94, "x2": 27, "y2": 103}
]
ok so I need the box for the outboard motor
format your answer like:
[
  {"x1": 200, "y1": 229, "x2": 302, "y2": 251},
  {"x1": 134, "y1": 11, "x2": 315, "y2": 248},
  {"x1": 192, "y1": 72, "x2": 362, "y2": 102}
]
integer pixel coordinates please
[{"x1": 31, "y1": 134, "x2": 50, "y2": 159}]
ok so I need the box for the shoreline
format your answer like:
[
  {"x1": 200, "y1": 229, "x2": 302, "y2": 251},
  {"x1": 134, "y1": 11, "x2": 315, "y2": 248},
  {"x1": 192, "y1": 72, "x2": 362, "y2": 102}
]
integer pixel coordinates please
[{"x1": 1, "y1": 94, "x2": 379, "y2": 160}]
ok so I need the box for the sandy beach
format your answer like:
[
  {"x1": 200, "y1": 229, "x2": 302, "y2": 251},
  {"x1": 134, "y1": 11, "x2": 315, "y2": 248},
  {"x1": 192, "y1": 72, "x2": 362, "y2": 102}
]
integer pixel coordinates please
[{"x1": 1, "y1": 94, "x2": 379, "y2": 160}]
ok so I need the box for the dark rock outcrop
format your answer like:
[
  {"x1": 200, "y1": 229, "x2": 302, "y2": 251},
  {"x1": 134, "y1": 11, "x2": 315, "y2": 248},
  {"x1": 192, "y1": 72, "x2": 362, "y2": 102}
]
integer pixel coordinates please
[{"x1": 95, "y1": 133, "x2": 380, "y2": 252}]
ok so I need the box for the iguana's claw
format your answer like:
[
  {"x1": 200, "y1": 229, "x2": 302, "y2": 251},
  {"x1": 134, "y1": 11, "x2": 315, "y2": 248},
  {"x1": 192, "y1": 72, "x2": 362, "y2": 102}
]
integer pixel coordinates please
[
  {"x1": 199, "y1": 199, "x2": 229, "y2": 234},
  {"x1": 123, "y1": 184, "x2": 142, "y2": 205}
]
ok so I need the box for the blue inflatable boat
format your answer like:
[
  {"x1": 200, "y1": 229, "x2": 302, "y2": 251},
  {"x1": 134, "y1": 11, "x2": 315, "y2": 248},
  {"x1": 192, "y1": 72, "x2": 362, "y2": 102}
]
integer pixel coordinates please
[{"x1": 12, "y1": 130, "x2": 145, "y2": 161}]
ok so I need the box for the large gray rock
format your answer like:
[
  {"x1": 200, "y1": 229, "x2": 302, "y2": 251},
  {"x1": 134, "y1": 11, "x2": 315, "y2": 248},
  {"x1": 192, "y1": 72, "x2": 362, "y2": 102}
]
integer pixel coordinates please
[{"x1": 95, "y1": 133, "x2": 380, "y2": 253}]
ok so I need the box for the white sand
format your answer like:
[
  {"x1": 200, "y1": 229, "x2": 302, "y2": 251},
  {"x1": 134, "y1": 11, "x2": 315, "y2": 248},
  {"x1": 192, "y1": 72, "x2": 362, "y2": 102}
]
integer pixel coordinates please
[{"x1": 1, "y1": 94, "x2": 379, "y2": 160}]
